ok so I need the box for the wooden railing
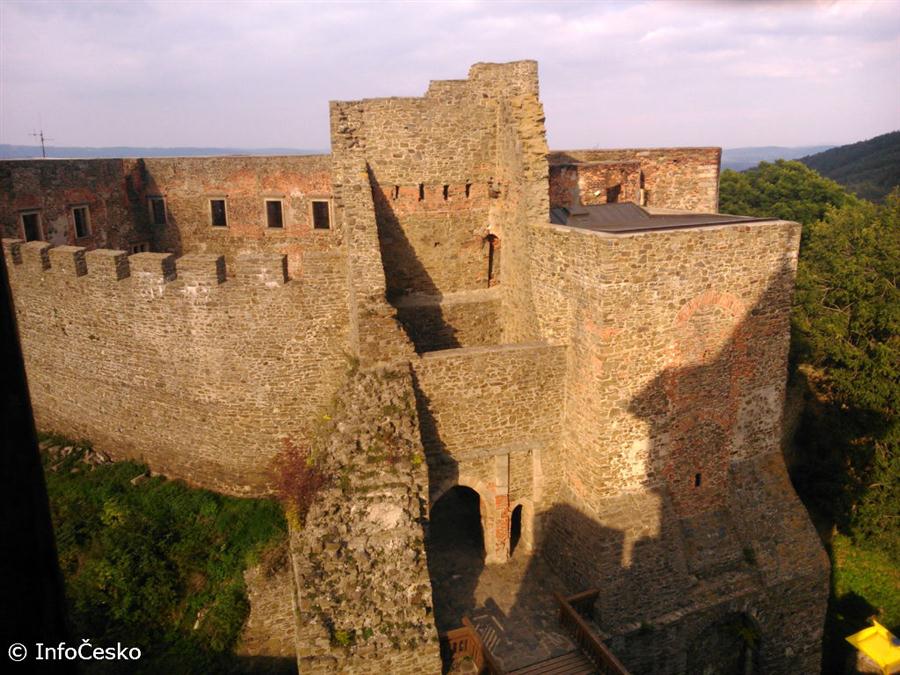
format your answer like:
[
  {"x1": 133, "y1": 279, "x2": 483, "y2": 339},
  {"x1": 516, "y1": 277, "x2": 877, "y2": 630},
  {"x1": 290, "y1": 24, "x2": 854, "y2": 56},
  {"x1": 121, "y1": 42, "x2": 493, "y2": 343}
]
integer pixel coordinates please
[
  {"x1": 555, "y1": 591, "x2": 631, "y2": 675},
  {"x1": 439, "y1": 616, "x2": 503, "y2": 675}
]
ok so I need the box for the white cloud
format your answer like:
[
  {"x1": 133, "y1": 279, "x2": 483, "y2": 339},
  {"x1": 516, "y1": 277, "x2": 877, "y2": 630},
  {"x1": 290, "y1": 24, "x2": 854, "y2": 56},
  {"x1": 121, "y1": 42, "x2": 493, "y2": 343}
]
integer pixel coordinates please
[{"x1": 0, "y1": 0, "x2": 897, "y2": 148}]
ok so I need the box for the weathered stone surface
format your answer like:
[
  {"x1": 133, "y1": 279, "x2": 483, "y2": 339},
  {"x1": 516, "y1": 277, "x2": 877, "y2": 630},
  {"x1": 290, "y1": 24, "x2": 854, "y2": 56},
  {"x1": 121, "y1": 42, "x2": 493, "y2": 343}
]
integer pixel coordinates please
[{"x1": 0, "y1": 59, "x2": 828, "y2": 674}]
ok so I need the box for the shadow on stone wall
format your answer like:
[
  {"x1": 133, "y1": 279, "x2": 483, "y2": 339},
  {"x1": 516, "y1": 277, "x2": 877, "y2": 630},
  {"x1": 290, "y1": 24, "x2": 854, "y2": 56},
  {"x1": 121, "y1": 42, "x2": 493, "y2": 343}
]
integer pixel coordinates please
[
  {"x1": 367, "y1": 166, "x2": 460, "y2": 352},
  {"x1": 133, "y1": 159, "x2": 184, "y2": 257},
  {"x1": 435, "y1": 256, "x2": 826, "y2": 674}
]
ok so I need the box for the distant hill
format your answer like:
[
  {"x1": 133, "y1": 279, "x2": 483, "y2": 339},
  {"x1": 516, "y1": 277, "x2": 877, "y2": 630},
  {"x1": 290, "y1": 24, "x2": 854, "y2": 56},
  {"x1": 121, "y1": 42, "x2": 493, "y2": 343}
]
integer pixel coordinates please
[
  {"x1": 0, "y1": 145, "x2": 327, "y2": 159},
  {"x1": 722, "y1": 145, "x2": 834, "y2": 172},
  {"x1": 799, "y1": 131, "x2": 900, "y2": 202}
]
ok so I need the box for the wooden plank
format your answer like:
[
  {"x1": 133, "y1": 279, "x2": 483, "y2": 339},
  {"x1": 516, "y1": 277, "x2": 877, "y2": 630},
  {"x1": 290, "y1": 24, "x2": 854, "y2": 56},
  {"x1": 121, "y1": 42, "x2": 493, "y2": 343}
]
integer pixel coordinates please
[{"x1": 509, "y1": 651, "x2": 596, "y2": 675}]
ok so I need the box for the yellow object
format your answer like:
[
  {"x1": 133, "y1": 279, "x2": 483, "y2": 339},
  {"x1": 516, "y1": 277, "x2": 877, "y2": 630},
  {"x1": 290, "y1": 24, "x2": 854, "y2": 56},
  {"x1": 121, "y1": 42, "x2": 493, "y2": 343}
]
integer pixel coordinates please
[{"x1": 846, "y1": 620, "x2": 900, "y2": 675}]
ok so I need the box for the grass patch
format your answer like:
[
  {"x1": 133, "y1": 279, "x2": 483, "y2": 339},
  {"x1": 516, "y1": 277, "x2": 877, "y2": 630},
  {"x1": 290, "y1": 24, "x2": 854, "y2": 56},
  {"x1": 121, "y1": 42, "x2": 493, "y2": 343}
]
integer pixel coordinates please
[
  {"x1": 822, "y1": 534, "x2": 900, "y2": 674},
  {"x1": 832, "y1": 534, "x2": 900, "y2": 629},
  {"x1": 41, "y1": 437, "x2": 286, "y2": 673}
]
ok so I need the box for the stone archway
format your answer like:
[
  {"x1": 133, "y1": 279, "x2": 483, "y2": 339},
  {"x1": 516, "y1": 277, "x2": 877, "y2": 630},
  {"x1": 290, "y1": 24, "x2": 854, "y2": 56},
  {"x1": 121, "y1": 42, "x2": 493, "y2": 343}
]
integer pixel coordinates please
[{"x1": 426, "y1": 485, "x2": 488, "y2": 632}]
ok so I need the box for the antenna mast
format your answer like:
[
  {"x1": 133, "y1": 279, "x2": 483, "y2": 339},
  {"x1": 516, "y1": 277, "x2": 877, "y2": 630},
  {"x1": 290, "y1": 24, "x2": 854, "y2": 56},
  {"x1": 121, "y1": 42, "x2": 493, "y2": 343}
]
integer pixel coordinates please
[{"x1": 29, "y1": 127, "x2": 53, "y2": 158}]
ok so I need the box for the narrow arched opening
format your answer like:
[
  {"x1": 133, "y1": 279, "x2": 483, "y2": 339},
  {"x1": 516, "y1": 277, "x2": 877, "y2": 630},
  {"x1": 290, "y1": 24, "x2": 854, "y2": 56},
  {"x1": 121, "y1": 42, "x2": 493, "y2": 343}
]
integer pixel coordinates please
[
  {"x1": 509, "y1": 504, "x2": 523, "y2": 557},
  {"x1": 483, "y1": 234, "x2": 499, "y2": 287}
]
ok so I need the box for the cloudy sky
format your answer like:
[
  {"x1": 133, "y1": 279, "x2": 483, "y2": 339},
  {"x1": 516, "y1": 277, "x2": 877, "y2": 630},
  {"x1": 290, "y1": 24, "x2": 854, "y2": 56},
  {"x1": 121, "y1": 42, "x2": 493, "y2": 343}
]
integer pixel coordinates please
[{"x1": 1, "y1": 0, "x2": 898, "y2": 151}]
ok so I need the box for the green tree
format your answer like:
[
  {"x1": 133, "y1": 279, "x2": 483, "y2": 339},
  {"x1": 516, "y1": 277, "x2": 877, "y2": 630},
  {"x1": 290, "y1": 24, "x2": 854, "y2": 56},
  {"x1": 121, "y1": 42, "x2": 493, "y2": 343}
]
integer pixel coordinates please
[
  {"x1": 793, "y1": 189, "x2": 899, "y2": 557},
  {"x1": 720, "y1": 160, "x2": 856, "y2": 226}
]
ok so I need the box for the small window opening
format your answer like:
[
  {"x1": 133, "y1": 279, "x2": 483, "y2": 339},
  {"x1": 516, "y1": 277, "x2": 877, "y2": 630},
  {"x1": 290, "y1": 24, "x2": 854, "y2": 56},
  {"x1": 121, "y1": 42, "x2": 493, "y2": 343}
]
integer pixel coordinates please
[
  {"x1": 485, "y1": 234, "x2": 498, "y2": 287},
  {"x1": 392, "y1": 185, "x2": 400, "y2": 200},
  {"x1": 148, "y1": 197, "x2": 166, "y2": 225},
  {"x1": 312, "y1": 200, "x2": 331, "y2": 230},
  {"x1": 266, "y1": 200, "x2": 284, "y2": 229},
  {"x1": 465, "y1": 182, "x2": 472, "y2": 198},
  {"x1": 131, "y1": 242, "x2": 149, "y2": 254},
  {"x1": 418, "y1": 183, "x2": 425, "y2": 201},
  {"x1": 606, "y1": 184, "x2": 621, "y2": 203},
  {"x1": 442, "y1": 185, "x2": 449, "y2": 200},
  {"x1": 72, "y1": 206, "x2": 91, "y2": 238},
  {"x1": 210, "y1": 199, "x2": 227, "y2": 227},
  {"x1": 21, "y1": 212, "x2": 41, "y2": 241},
  {"x1": 694, "y1": 472, "x2": 702, "y2": 487}
]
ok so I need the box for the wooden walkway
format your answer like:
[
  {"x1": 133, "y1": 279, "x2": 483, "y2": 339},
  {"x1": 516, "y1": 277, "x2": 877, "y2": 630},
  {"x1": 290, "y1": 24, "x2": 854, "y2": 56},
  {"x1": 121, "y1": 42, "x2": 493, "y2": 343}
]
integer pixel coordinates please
[
  {"x1": 440, "y1": 589, "x2": 629, "y2": 675},
  {"x1": 508, "y1": 650, "x2": 596, "y2": 675}
]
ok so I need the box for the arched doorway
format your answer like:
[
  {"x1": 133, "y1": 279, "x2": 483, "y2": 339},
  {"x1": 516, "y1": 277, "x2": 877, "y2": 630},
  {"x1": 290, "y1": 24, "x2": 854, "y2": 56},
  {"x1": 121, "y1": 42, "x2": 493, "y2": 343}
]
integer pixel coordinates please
[
  {"x1": 686, "y1": 613, "x2": 760, "y2": 675},
  {"x1": 509, "y1": 504, "x2": 523, "y2": 557},
  {"x1": 428, "y1": 485, "x2": 485, "y2": 555},
  {"x1": 426, "y1": 486, "x2": 487, "y2": 632}
]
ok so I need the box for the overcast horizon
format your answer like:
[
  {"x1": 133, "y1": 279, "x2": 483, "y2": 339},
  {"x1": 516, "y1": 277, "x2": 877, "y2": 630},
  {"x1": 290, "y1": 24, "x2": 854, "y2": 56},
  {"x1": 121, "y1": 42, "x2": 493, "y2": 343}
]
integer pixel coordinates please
[{"x1": 1, "y1": 0, "x2": 898, "y2": 151}]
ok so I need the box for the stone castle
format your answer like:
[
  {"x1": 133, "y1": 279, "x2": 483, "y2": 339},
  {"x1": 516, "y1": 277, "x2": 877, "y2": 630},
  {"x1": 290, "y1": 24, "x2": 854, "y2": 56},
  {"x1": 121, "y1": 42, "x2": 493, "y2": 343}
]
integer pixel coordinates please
[{"x1": 1, "y1": 61, "x2": 828, "y2": 674}]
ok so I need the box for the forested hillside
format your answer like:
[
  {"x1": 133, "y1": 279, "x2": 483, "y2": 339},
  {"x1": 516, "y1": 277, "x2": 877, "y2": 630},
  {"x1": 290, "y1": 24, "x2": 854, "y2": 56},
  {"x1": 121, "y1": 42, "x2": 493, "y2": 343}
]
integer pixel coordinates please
[
  {"x1": 721, "y1": 163, "x2": 899, "y2": 674},
  {"x1": 800, "y1": 131, "x2": 900, "y2": 202}
]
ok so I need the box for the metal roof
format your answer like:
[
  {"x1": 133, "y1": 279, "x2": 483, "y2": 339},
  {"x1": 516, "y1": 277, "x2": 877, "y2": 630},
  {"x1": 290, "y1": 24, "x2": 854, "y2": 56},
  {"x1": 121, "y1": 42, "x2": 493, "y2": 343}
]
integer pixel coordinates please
[{"x1": 549, "y1": 203, "x2": 770, "y2": 233}]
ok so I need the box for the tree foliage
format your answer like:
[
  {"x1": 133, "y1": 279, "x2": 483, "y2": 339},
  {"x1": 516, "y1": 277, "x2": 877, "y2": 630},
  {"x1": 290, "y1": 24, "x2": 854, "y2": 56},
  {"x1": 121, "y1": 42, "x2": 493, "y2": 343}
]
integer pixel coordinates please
[
  {"x1": 794, "y1": 190, "x2": 899, "y2": 557},
  {"x1": 723, "y1": 159, "x2": 898, "y2": 560},
  {"x1": 720, "y1": 160, "x2": 856, "y2": 226}
]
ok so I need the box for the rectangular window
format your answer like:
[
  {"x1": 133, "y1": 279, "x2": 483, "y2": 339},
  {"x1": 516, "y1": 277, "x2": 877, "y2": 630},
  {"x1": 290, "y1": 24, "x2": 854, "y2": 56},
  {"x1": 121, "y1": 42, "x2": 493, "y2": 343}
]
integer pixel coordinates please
[
  {"x1": 311, "y1": 200, "x2": 331, "y2": 230},
  {"x1": 210, "y1": 199, "x2": 227, "y2": 227},
  {"x1": 266, "y1": 199, "x2": 284, "y2": 228},
  {"x1": 21, "y1": 211, "x2": 41, "y2": 241},
  {"x1": 72, "y1": 205, "x2": 91, "y2": 238},
  {"x1": 148, "y1": 197, "x2": 167, "y2": 225},
  {"x1": 131, "y1": 242, "x2": 149, "y2": 254}
]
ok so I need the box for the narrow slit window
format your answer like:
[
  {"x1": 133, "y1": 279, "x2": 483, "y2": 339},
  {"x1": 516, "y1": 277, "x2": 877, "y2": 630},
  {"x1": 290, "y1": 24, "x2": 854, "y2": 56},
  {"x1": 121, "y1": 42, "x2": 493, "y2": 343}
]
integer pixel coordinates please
[
  {"x1": 392, "y1": 185, "x2": 400, "y2": 200},
  {"x1": 443, "y1": 185, "x2": 449, "y2": 200},
  {"x1": 21, "y1": 212, "x2": 41, "y2": 241},
  {"x1": 210, "y1": 199, "x2": 227, "y2": 227},
  {"x1": 312, "y1": 200, "x2": 331, "y2": 230},
  {"x1": 266, "y1": 200, "x2": 284, "y2": 229},
  {"x1": 694, "y1": 473, "x2": 702, "y2": 487},
  {"x1": 148, "y1": 197, "x2": 167, "y2": 225},
  {"x1": 418, "y1": 183, "x2": 425, "y2": 201},
  {"x1": 72, "y1": 205, "x2": 91, "y2": 238},
  {"x1": 465, "y1": 182, "x2": 471, "y2": 198}
]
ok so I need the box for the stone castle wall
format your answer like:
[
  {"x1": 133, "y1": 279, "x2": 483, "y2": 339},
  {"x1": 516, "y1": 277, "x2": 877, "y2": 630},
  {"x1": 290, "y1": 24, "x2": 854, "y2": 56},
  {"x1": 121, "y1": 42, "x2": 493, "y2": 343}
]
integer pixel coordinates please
[
  {"x1": 548, "y1": 147, "x2": 720, "y2": 212},
  {"x1": 1, "y1": 155, "x2": 335, "y2": 279},
  {"x1": 3, "y1": 238, "x2": 350, "y2": 494},
  {"x1": 0, "y1": 158, "x2": 149, "y2": 249},
  {"x1": 139, "y1": 155, "x2": 336, "y2": 278},
  {"x1": 0, "y1": 59, "x2": 829, "y2": 674},
  {"x1": 290, "y1": 365, "x2": 441, "y2": 675},
  {"x1": 527, "y1": 218, "x2": 828, "y2": 673}
]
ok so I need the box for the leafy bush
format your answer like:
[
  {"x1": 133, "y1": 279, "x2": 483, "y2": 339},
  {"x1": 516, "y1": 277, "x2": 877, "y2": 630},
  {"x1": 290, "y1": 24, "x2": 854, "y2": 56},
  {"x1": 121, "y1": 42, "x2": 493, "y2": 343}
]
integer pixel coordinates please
[{"x1": 271, "y1": 437, "x2": 330, "y2": 530}]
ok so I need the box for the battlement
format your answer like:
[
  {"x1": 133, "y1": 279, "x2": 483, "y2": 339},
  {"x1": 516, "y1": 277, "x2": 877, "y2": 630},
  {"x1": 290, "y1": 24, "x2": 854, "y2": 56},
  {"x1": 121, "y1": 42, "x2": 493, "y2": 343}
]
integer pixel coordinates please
[{"x1": 4, "y1": 238, "x2": 291, "y2": 290}]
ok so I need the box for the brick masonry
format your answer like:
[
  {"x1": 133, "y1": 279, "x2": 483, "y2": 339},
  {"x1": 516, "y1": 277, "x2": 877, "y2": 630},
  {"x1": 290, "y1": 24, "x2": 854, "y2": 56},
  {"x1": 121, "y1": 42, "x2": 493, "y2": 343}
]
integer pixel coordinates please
[{"x1": 0, "y1": 60, "x2": 828, "y2": 674}]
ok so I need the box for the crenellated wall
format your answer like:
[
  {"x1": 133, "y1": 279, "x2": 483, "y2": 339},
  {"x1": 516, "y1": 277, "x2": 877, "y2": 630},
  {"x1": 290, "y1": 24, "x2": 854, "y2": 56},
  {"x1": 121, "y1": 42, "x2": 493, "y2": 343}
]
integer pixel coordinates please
[
  {"x1": 3, "y1": 238, "x2": 350, "y2": 494},
  {"x1": 138, "y1": 155, "x2": 336, "y2": 278},
  {"x1": 0, "y1": 155, "x2": 336, "y2": 279}
]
